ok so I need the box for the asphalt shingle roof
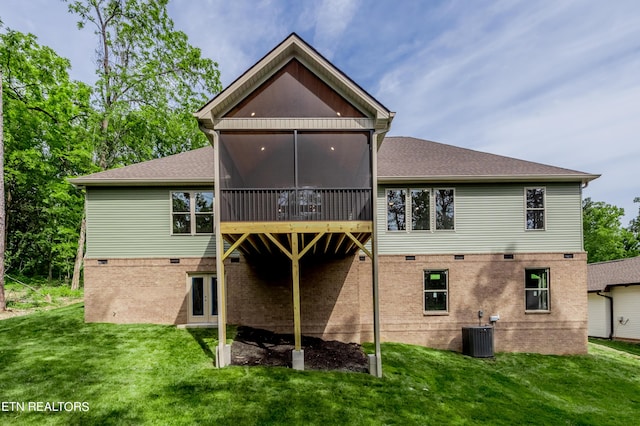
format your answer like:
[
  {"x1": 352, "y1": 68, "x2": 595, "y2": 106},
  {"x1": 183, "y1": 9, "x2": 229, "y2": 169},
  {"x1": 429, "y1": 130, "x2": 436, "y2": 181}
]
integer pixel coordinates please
[
  {"x1": 587, "y1": 256, "x2": 640, "y2": 292},
  {"x1": 70, "y1": 136, "x2": 597, "y2": 185},
  {"x1": 70, "y1": 145, "x2": 215, "y2": 185},
  {"x1": 377, "y1": 137, "x2": 595, "y2": 182}
]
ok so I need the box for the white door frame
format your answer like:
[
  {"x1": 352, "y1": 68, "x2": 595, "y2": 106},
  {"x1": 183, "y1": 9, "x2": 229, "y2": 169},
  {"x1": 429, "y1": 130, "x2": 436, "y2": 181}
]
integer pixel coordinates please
[{"x1": 187, "y1": 273, "x2": 218, "y2": 324}]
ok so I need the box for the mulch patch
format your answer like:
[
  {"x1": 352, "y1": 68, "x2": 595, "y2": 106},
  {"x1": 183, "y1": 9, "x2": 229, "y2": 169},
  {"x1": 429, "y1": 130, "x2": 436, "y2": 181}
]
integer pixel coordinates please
[{"x1": 230, "y1": 326, "x2": 370, "y2": 373}]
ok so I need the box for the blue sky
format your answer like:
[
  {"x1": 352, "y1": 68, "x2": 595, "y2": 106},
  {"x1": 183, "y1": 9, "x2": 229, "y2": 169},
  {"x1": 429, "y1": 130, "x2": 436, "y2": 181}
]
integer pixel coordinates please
[{"x1": 2, "y1": 0, "x2": 640, "y2": 224}]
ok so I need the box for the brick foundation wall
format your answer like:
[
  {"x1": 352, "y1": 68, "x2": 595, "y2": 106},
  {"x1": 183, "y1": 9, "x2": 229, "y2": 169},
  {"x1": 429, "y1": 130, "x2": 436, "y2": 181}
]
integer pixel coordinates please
[
  {"x1": 84, "y1": 251, "x2": 587, "y2": 355},
  {"x1": 226, "y1": 256, "x2": 365, "y2": 343},
  {"x1": 371, "y1": 252, "x2": 588, "y2": 354},
  {"x1": 84, "y1": 257, "x2": 216, "y2": 324}
]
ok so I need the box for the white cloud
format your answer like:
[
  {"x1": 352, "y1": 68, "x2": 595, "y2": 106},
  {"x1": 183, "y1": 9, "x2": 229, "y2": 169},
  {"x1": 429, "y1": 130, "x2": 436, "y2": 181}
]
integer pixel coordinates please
[{"x1": 309, "y1": 0, "x2": 361, "y2": 59}]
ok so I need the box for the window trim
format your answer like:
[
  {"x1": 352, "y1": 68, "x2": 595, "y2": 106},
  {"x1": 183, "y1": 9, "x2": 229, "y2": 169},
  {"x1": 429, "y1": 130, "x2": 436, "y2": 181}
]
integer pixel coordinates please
[
  {"x1": 524, "y1": 267, "x2": 550, "y2": 313},
  {"x1": 524, "y1": 186, "x2": 546, "y2": 231},
  {"x1": 170, "y1": 190, "x2": 214, "y2": 236},
  {"x1": 386, "y1": 187, "x2": 454, "y2": 233},
  {"x1": 423, "y1": 269, "x2": 449, "y2": 314}
]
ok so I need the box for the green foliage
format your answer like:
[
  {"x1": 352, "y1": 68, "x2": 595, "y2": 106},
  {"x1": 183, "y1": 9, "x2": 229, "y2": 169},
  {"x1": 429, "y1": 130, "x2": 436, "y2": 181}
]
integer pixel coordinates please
[
  {"x1": 583, "y1": 197, "x2": 639, "y2": 263},
  {"x1": 628, "y1": 197, "x2": 640, "y2": 243},
  {"x1": 1, "y1": 28, "x2": 97, "y2": 278},
  {"x1": 4, "y1": 275, "x2": 83, "y2": 309},
  {"x1": 0, "y1": 305, "x2": 639, "y2": 425},
  {"x1": 66, "y1": 0, "x2": 222, "y2": 169},
  {"x1": 2, "y1": 1, "x2": 221, "y2": 279}
]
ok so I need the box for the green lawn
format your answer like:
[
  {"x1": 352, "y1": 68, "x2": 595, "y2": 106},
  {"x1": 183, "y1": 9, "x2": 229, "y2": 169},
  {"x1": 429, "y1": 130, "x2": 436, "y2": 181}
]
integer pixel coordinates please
[
  {"x1": 589, "y1": 337, "x2": 640, "y2": 357},
  {"x1": 1, "y1": 304, "x2": 638, "y2": 425}
]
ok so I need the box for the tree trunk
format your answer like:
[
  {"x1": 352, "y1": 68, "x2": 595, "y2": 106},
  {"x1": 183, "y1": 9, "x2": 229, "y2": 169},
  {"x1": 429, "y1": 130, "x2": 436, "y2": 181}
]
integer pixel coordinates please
[
  {"x1": 71, "y1": 216, "x2": 86, "y2": 290},
  {"x1": 0, "y1": 70, "x2": 6, "y2": 310}
]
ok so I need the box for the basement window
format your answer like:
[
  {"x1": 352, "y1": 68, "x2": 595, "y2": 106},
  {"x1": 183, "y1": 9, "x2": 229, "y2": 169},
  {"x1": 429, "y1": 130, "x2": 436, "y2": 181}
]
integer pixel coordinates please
[
  {"x1": 424, "y1": 270, "x2": 448, "y2": 313},
  {"x1": 525, "y1": 268, "x2": 550, "y2": 311}
]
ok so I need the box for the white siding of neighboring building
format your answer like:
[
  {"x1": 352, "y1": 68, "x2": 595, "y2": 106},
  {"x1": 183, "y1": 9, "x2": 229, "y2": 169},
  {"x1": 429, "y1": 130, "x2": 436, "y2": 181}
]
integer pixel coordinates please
[
  {"x1": 377, "y1": 182, "x2": 584, "y2": 255},
  {"x1": 588, "y1": 293, "x2": 611, "y2": 338},
  {"x1": 612, "y1": 286, "x2": 640, "y2": 340}
]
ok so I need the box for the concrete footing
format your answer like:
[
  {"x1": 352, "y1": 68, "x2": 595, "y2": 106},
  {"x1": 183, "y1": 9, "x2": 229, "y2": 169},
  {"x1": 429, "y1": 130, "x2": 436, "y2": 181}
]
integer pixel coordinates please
[
  {"x1": 292, "y1": 349, "x2": 305, "y2": 370},
  {"x1": 368, "y1": 354, "x2": 378, "y2": 377},
  {"x1": 216, "y1": 344, "x2": 231, "y2": 368}
]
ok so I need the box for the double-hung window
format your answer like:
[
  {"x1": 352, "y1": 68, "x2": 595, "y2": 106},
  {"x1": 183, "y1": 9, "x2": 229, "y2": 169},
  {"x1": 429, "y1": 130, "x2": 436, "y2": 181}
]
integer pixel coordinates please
[
  {"x1": 525, "y1": 268, "x2": 549, "y2": 311},
  {"x1": 171, "y1": 191, "x2": 214, "y2": 235},
  {"x1": 387, "y1": 188, "x2": 453, "y2": 231},
  {"x1": 525, "y1": 187, "x2": 545, "y2": 230},
  {"x1": 424, "y1": 270, "x2": 448, "y2": 312}
]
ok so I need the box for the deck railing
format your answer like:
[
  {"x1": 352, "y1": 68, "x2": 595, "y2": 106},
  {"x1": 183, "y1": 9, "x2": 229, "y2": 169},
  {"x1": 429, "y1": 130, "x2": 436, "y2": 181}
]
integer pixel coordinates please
[{"x1": 220, "y1": 188, "x2": 372, "y2": 222}]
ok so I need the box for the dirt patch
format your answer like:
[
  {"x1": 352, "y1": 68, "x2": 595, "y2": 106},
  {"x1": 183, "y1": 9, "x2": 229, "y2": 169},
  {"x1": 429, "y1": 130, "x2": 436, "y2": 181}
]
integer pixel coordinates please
[{"x1": 231, "y1": 326, "x2": 370, "y2": 373}]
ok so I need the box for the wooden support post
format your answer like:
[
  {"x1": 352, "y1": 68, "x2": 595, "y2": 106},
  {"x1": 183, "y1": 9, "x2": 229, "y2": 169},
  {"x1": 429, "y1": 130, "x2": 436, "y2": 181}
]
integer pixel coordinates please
[{"x1": 291, "y1": 232, "x2": 302, "y2": 351}]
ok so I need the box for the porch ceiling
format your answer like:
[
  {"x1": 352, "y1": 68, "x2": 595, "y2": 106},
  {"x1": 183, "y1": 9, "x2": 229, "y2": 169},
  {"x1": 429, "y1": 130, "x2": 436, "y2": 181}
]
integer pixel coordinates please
[{"x1": 220, "y1": 221, "x2": 372, "y2": 259}]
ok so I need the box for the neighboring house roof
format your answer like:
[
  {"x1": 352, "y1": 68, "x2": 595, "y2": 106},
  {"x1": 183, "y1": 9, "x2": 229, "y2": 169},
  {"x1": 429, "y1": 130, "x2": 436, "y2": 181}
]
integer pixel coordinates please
[
  {"x1": 70, "y1": 136, "x2": 599, "y2": 186},
  {"x1": 377, "y1": 137, "x2": 599, "y2": 184},
  {"x1": 69, "y1": 146, "x2": 214, "y2": 186},
  {"x1": 587, "y1": 256, "x2": 640, "y2": 292}
]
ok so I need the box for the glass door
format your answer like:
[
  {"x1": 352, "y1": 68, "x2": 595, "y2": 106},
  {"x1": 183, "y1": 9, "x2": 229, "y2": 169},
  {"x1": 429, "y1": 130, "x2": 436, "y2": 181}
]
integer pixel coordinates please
[{"x1": 188, "y1": 275, "x2": 217, "y2": 323}]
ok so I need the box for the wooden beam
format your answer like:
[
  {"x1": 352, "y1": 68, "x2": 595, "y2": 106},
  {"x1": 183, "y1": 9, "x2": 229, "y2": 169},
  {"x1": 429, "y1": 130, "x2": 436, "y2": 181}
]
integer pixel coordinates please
[
  {"x1": 323, "y1": 233, "x2": 333, "y2": 254},
  {"x1": 223, "y1": 233, "x2": 249, "y2": 260},
  {"x1": 299, "y1": 232, "x2": 326, "y2": 258},
  {"x1": 245, "y1": 234, "x2": 263, "y2": 255},
  {"x1": 345, "y1": 232, "x2": 372, "y2": 258},
  {"x1": 265, "y1": 233, "x2": 292, "y2": 259},
  {"x1": 291, "y1": 232, "x2": 301, "y2": 351},
  {"x1": 257, "y1": 234, "x2": 273, "y2": 254},
  {"x1": 334, "y1": 233, "x2": 347, "y2": 254},
  {"x1": 220, "y1": 221, "x2": 372, "y2": 234}
]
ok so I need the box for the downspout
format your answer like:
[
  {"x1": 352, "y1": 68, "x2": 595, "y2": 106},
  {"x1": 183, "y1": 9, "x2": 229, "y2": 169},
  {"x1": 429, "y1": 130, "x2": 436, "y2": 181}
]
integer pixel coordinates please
[{"x1": 596, "y1": 291, "x2": 614, "y2": 340}]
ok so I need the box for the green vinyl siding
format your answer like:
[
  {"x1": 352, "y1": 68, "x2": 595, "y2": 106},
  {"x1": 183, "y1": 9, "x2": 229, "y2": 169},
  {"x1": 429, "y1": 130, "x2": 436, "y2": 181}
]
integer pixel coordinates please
[
  {"x1": 377, "y1": 183, "x2": 583, "y2": 255},
  {"x1": 85, "y1": 187, "x2": 215, "y2": 258}
]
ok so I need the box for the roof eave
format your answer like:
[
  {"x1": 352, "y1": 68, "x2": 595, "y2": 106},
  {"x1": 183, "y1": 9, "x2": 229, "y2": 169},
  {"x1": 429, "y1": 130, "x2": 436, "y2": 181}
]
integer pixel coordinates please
[
  {"x1": 68, "y1": 178, "x2": 214, "y2": 187},
  {"x1": 377, "y1": 174, "x2": 601, "y2": 184},
  {"x1": 195, "y1": 33, "x2": 392, "y2": 127}
]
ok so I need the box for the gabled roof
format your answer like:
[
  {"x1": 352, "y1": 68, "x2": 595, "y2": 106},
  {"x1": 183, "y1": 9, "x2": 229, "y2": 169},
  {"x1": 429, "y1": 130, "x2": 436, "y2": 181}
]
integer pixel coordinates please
[
  {"x1": 194, "y1": 33, "x2": 393, "y2": 128},
  {"x1": 69, "y1": 136, "x2": 598, "y2": 186},
  {"x1": 588, "y1": 256, "x2": 640, "y2": 292},
  {"x1": 378, "y1": 137, "x2": 599, "y2": 184},
  {"x1": 69, "y1": 146, "x2": 214, "y2": 186}
]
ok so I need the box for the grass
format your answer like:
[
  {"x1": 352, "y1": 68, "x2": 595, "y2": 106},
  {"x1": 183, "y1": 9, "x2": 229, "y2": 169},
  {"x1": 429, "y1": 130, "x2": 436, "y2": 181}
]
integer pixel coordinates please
[
  {"x1": 589, "y1": 337, "x2": 640, "y2": 357},
  {"x1": 0, "y1": 305, "x2": 638, "y2": 425},
  {"x1": 3, "y1": 275, "x2": 83, "y2": 311}
]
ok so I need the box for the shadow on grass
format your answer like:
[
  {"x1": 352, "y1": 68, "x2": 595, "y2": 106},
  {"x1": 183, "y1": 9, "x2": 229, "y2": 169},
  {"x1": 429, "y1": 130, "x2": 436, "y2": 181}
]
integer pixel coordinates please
[{"x1": 186, "y1": 328, "x2": 218, "y2": 362}]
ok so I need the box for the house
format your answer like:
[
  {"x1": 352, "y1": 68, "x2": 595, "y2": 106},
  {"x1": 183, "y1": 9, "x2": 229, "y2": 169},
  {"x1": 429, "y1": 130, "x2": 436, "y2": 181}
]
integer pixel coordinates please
[
  {"x1": 588, "y1": 256, "x2": 640, "y2": 341},
  {"x1": 70, "y1": 34, "x2": 599, "y2": 372}
]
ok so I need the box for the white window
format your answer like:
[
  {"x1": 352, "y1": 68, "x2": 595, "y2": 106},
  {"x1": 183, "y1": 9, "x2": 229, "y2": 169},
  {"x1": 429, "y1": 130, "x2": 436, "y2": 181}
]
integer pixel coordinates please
[
  {"x1": 525, "y1": 268, "x2": 550, "y2": 311},
  {"x1": 525, "y1": 187, "x2": 545, "y2": 230},
  {"x1": 387, "y1": 188, "x2": 452, "y2": 232},
  {"x1": 424, "y1": 270, "x2": 448, "y2": 312},
  {"x1": 171, "y1": 191, "x2": 214, "y2": 235}
]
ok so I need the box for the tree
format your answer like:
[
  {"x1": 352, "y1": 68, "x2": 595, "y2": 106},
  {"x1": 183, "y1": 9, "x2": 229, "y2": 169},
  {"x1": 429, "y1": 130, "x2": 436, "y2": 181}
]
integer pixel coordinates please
[
  {"x1": 583, "y1": 197, "x2": 639, "y2": 263},
  {"x1": 66, "y1": 0, "x2": 222, "y2": 169},
  {"x1": 65, "y1": 0, "x2": 222, "y2": 287},
  {"x1": 1, "y1": 28, "x2": 95, "y2": 279},
  {"x1": 1, "y1": 68, "x2": 5, "y2": 310},
  {"x1": 628, "y1": 197, "x2": 640, "y2": 238}
]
